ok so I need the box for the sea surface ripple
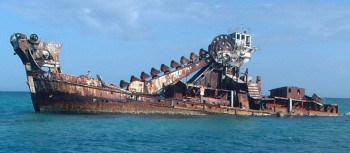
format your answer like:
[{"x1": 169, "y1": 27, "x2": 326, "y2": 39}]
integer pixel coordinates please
[{"x1": 1, "y1": 92, "x2": 349, "y2": 153}]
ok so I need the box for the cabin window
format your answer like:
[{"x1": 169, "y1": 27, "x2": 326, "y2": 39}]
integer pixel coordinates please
[
  {"x1": 246, "y1": 36, "x2": 251, "y2": 46},
  {"x1": 236, "y1": 34, "x2": 241, "y2": 40},
  {"x1": 297, "y1": 89, "x2": 300, "y2": 94},
  {"x1": 242, "y1": 35, "x2": 245, "y2": 40}
]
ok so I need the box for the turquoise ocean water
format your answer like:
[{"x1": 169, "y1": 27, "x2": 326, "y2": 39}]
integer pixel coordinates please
[{"x1": 1, "y1": 92, "x2": 350, "y2": 153}]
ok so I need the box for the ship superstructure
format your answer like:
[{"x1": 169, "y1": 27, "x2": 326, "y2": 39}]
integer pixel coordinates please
[{"x1": 9, "y1": 31, "x2": 338, "y2": 116}]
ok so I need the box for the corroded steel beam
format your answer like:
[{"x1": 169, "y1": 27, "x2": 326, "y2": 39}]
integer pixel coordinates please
[
  {"x1": 128, "y1": 58, "x2": 209, "y2": 94},
  {"x1": 144, "y1": 58, "x2": 209, "y2": 94},
  {"x1": 9, "y1": 32, "x2": 339, "y2": 117}
]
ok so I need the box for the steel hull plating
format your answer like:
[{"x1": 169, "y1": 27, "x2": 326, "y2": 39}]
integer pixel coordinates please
[
  {"x1": 30, "y1": 77, "x2": 338, "y2": 116},
  {"x1": 10, "y1": 32, "x2": 339, "y2": 116},
  {"x1": 30, "y1": 77, "x2": 273, "y2": 115}
]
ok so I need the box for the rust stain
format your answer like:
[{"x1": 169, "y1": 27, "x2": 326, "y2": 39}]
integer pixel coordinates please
[{"x1": 9, "y1": 32, "x2": 339, "y2": 116}]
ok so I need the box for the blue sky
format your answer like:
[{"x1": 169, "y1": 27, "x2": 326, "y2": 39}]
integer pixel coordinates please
[{"x1": 0, "y1": 0, "x2": 349, "y2": 98}]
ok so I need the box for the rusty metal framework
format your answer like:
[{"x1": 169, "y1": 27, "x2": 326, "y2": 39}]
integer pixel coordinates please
[{"x1": 9, "y1": 31, "x2": 339, "y2": 116}]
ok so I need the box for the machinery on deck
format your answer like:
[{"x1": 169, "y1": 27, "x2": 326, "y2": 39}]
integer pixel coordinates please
[
  {"x1": 124, "y1": 31, "x2": 260, "y2": 109},
  {"x1": 9, "y1": 31, "x2": 338, "y2": 116}
]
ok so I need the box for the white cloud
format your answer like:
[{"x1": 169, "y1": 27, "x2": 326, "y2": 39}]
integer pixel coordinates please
[
  {"x1": 257, "y1": 2, "x2": 350, "y2": 38},
  {"x1": 4, "y1": 0, "x2": 350, "y2": 42},
  {"x1": 1, "y1": 0, "x2": 225, "y2": 40},
  {"x1": 1, "y1": 0, "x2": 159, "y2": 40}
]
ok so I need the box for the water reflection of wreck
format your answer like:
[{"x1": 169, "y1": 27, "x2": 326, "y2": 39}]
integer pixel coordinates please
[{"x1": 10, "y1": 31, "x2": 338, "y2": 116}]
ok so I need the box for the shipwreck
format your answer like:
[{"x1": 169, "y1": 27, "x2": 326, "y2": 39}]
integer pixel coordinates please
[{"x1": 10, "y1": 31, "x2": 339, "y2": 116}]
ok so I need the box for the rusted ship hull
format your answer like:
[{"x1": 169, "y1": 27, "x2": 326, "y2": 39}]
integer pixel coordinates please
[
  {"x1": 10, "y1": 32, "x2": 339, "y2": 116},
  {"x1": 30, "y1": 75, "x2": 338, "y2": 116},
  {"x1": 30, "y1": 75, "x2": 273, "y2": 115},
  {"x1": 31, "y1": 92, "x2": 271, "y2": 116}
]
